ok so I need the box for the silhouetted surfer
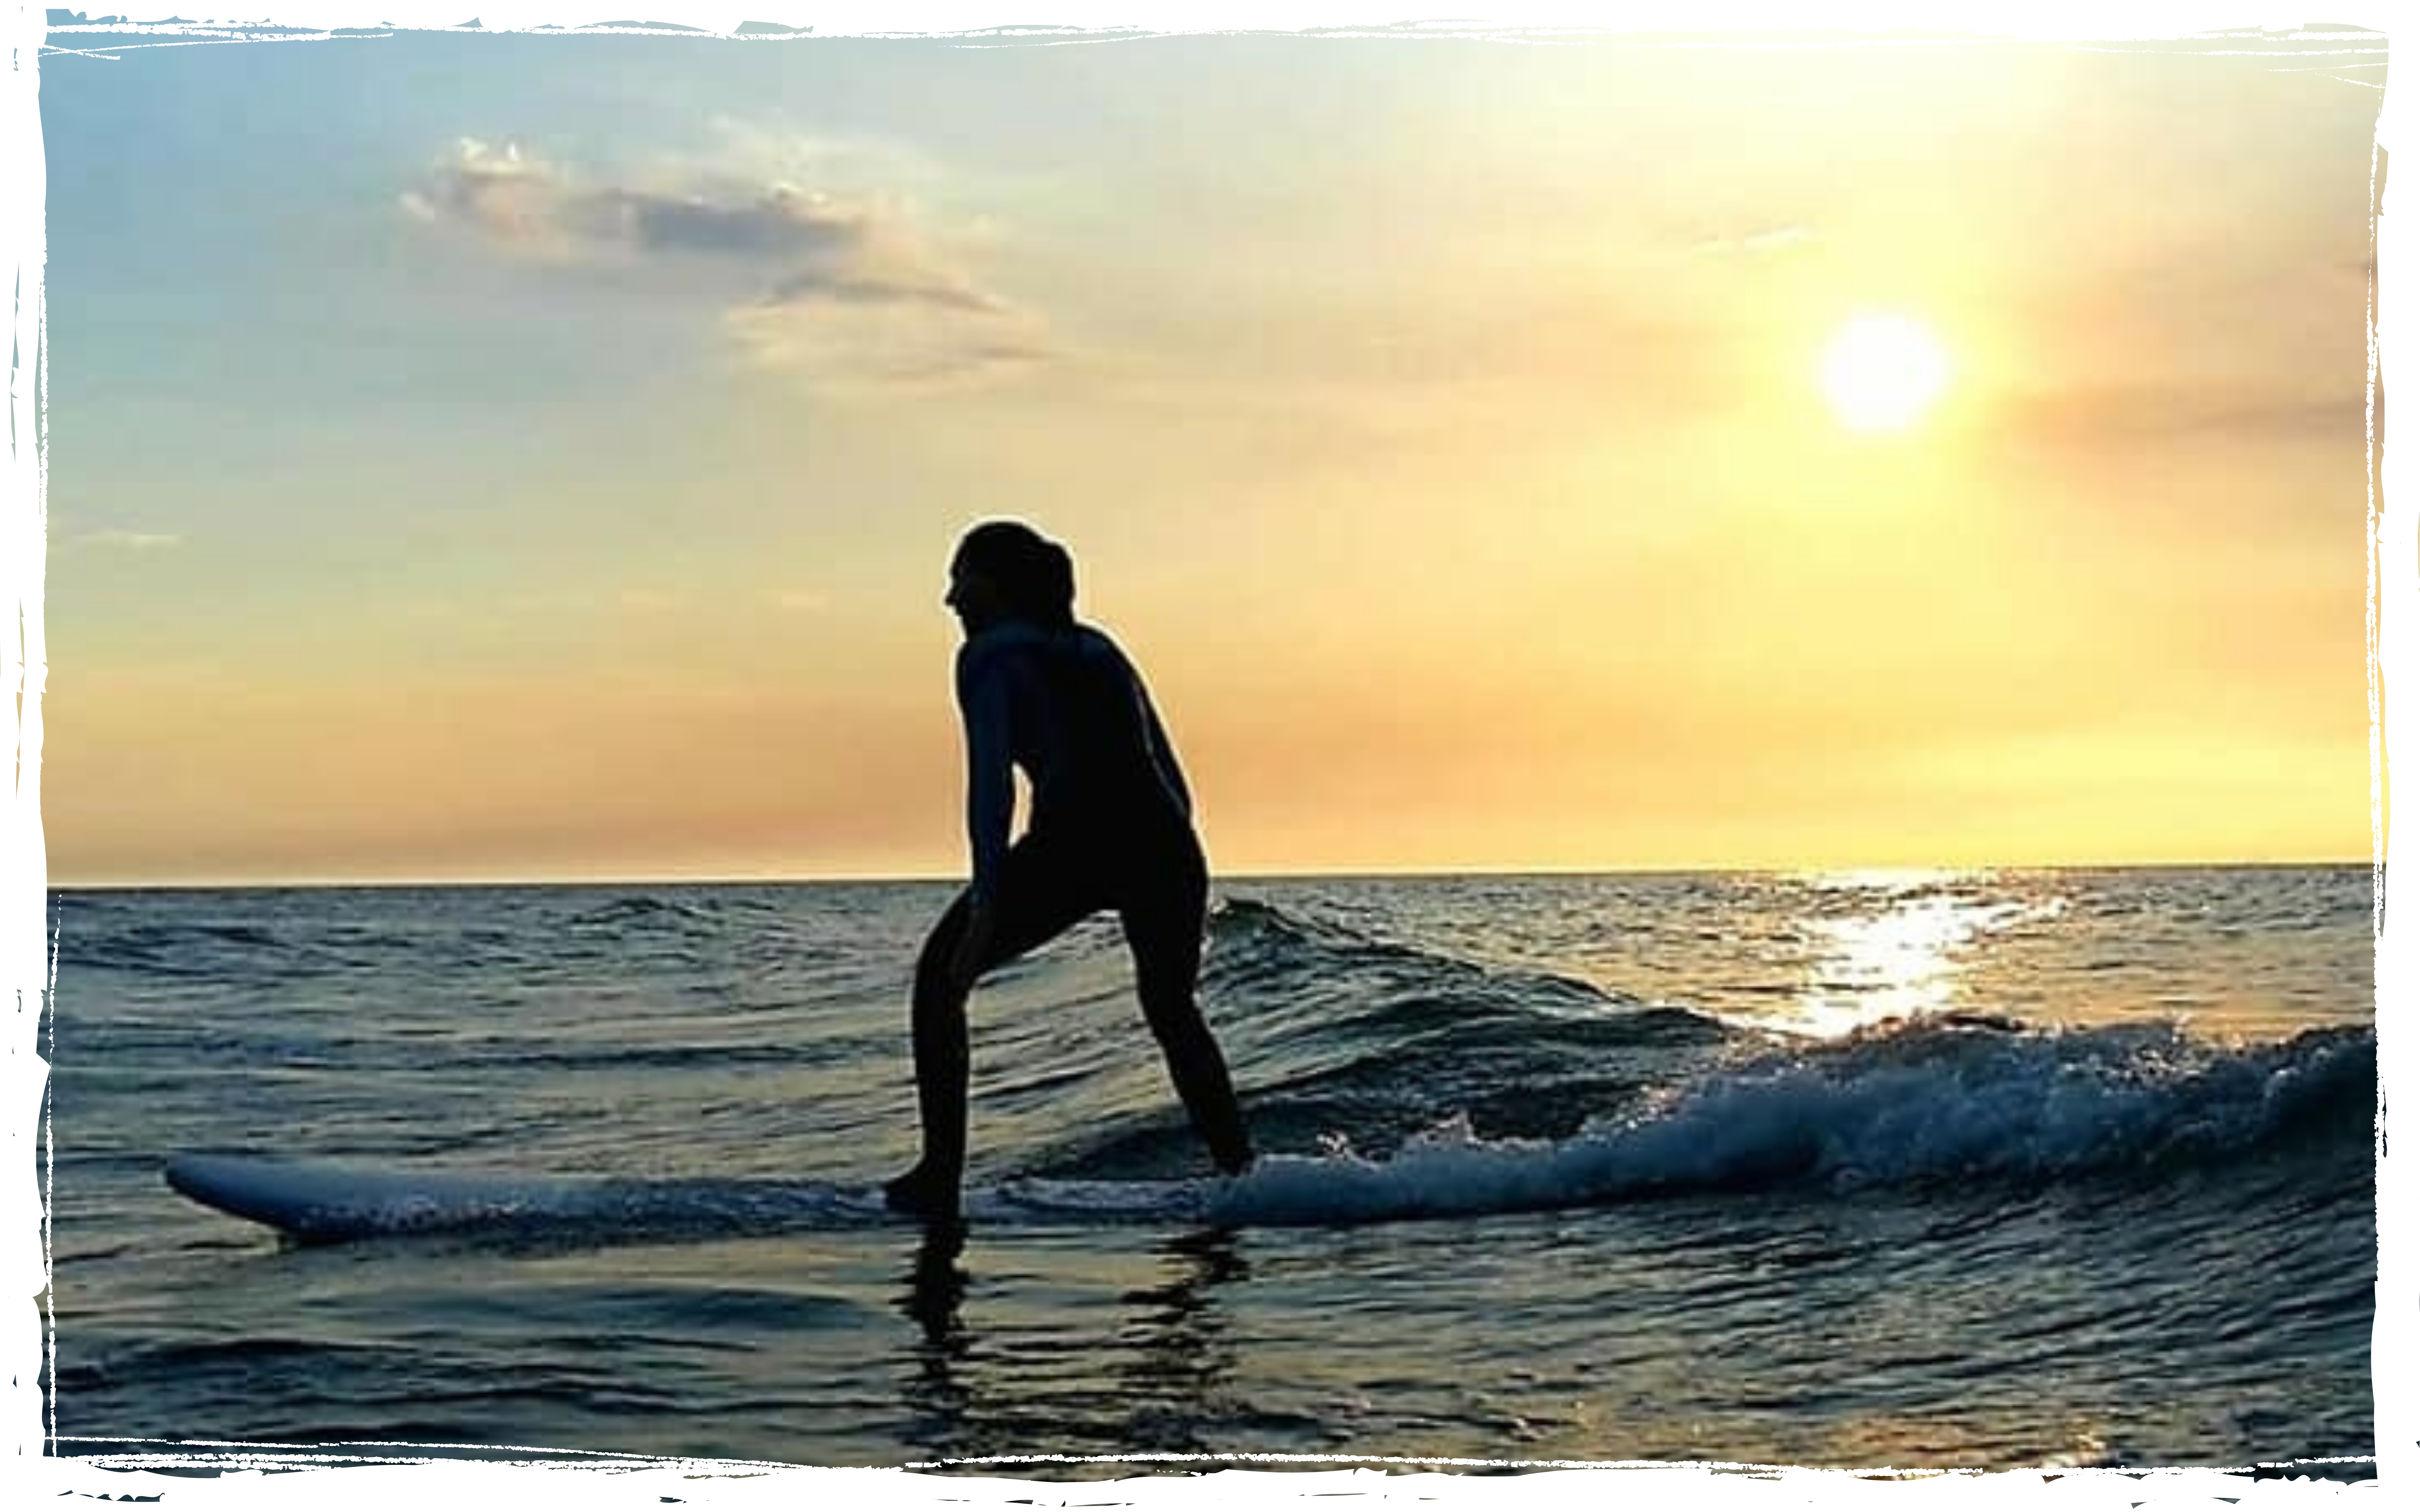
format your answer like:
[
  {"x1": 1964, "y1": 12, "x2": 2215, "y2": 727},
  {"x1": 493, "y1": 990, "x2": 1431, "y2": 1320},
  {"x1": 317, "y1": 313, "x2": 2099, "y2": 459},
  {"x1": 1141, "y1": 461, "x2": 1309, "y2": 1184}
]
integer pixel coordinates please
[{"x1": 883, "y1": 522, "x2": 1256, "y2": 1219}]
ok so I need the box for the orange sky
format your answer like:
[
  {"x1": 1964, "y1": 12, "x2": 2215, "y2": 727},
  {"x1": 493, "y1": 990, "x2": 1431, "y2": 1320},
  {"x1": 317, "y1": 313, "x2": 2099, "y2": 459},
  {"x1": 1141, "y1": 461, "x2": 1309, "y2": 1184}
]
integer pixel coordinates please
[{"x1": 40, "y1": 29, "x2": 2382, "y2": 885}]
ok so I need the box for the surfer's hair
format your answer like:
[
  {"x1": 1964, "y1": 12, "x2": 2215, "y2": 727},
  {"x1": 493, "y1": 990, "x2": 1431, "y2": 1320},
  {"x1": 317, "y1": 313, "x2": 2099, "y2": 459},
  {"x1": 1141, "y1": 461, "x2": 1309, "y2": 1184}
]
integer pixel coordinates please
[{"x1": 955, "y1": 520, "x2": 1076, "y2": 628}]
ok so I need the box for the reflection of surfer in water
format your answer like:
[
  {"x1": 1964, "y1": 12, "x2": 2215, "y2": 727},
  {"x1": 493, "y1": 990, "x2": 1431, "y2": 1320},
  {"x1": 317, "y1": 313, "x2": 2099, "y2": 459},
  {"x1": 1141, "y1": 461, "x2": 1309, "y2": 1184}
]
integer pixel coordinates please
[{"x1": 884, "y1": 521, "x2": 1256, "y2": 1219}]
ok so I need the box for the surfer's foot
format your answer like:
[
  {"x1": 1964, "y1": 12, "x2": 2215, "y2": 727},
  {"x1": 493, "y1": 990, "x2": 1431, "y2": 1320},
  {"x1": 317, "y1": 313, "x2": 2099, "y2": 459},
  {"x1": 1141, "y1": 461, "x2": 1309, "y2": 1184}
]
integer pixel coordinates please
[
  {"x1": 1207, "y1": 1124, "x2": 1255, "y2": 1177},
  {"x1": 882, "y1": 1163, "x2": 962, "y2": 1220}
]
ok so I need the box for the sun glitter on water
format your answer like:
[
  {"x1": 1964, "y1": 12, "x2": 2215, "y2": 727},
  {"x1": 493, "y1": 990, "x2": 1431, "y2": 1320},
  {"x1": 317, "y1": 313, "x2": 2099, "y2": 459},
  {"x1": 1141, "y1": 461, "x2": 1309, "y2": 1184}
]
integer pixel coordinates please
[{"x1": 1819, "y1": 311, "x2": 1952, "y2": 433}]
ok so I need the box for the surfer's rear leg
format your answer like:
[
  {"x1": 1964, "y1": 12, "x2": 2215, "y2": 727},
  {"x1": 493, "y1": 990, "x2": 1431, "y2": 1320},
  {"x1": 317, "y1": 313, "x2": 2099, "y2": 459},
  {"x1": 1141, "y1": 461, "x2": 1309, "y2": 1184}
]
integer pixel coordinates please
[
  {"x1": 1144, "y1": 993, "x2": 1254, "y2": 1176},
  {"x1": 1123, "y1": 881, "x2": 1255, "y2": 1176}
]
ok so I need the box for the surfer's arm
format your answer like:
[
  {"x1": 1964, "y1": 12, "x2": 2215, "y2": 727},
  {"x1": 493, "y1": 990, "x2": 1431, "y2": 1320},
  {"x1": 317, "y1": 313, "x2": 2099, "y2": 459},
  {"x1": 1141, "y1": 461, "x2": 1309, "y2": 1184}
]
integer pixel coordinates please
[{"x1": 956, "y1": 643, "x2": 1016, "y2": 904}]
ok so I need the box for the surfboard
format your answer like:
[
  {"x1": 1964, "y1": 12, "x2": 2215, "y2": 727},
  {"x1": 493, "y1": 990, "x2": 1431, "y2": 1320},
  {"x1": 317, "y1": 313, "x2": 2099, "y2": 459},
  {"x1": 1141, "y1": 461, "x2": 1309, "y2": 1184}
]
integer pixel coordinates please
[{"x1": 164, "y1": 1153, "x2": 1208, "y2": 1241}]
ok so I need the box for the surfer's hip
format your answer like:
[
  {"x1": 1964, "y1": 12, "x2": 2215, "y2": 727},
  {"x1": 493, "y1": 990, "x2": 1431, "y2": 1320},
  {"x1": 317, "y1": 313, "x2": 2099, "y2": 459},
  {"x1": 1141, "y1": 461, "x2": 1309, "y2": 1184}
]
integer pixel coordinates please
[
  {"x1": 1019, "y1": 806, "x2": 1203, "y2": 892},
  {"x1": 1031, "y1": 794, "x2": 1197, "y2": 853}
]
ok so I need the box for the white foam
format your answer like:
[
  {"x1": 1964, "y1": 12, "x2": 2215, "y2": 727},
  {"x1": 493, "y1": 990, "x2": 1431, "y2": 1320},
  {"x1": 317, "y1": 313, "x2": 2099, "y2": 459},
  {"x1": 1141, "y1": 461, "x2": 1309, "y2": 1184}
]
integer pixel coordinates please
[{"x1": 1207, "y1": 1026, "x2": 2364, "y2": 1228}]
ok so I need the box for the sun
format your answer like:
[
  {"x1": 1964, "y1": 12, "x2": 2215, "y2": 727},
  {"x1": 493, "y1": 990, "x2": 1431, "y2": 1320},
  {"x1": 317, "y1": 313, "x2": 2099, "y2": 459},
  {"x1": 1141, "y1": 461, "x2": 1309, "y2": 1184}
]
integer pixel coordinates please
[{"x1": 1819, "y1": 312, "x2": 1952, "y2": 433}]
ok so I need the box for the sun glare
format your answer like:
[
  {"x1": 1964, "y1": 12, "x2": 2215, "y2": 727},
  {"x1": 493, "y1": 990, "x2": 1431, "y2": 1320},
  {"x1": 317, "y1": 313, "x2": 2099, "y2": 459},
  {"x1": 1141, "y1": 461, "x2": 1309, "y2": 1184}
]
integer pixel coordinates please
[{"x1": 1819, "y1": 312, "x2": 1952, "y2": 433}]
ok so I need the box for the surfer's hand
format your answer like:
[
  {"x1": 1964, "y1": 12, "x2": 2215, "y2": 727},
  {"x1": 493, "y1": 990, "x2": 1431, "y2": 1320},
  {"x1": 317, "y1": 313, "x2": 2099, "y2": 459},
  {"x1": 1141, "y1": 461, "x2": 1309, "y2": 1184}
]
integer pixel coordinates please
[{"x1": 947, "y1": 899, "x2": 997, "y2": 992}]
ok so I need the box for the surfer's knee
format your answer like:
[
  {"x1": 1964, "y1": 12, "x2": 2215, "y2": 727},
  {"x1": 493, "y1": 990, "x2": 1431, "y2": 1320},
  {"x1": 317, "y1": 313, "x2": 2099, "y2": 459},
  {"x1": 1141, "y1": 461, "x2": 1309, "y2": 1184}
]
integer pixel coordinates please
[
  {"x1": 912, "y1": 918, "x2": 973, "y2": 1008},
  {"x1": 912, "y1": 960, "x2": 966, "y2": 1017},
  {"x1": 912, "y1": 959, "x2": 976, "y2": 1028},
  {"x1": 914, "y1": 896, "x2": 976, "y2": 978}
]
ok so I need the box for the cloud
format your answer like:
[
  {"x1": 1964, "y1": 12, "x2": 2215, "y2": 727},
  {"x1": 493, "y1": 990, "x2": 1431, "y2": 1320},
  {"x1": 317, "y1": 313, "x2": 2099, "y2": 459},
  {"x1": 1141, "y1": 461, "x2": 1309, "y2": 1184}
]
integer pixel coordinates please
[
  {"x1": 403, "y1": 137, "x2": 1042, "y2": 387},
  {"x1": 78, "y1": 530, "x2": 182, "y2": 551},
  {"x1": 774, "y1": 590, "x2": 830, "y2": 613},
  {"x1": 729, "y1": 287, "x2": 1048, "y2": 392},
  {"x1": 2003, "y1": 385, "x2": 2366, "y2": 449},
  {"x1": 609, "y1": 186, "x2": 863, "y2": 262},
  {"x1": 764, "y1": 266, "x2": 1001, "y2": 314},
  {"x1": 399, "y1": 140, "x2": 584, "y2": 259}
]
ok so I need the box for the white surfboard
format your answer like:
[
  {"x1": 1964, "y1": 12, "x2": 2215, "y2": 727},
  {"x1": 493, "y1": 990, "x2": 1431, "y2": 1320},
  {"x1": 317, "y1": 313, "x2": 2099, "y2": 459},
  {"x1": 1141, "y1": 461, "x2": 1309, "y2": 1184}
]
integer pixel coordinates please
[{"x1": 164, "y1": 1152, "x2": 1207, "y2": 1241}]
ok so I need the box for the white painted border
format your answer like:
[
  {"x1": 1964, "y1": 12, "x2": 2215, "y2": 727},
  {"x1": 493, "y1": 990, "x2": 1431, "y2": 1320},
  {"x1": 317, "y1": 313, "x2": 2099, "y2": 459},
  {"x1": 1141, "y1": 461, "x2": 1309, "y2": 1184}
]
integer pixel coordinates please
[{"x1": 6, "y1": 0, "x2": 2396, "y2": 1505}]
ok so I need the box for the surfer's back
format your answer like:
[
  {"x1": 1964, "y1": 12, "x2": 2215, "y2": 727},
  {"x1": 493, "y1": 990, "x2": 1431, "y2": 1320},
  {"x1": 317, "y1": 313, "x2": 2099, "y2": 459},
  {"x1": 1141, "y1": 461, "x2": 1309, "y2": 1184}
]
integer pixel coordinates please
[{"x1": 960, "y1": 619, "x2": 1193, "y2": 833}]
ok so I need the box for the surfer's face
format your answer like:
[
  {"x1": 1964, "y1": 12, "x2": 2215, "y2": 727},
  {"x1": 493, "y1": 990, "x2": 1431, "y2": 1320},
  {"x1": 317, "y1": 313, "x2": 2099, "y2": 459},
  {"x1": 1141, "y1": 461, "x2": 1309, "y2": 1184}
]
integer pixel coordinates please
[{"x1": 946, "y1": 561, "x2": 1007, "y2": 636}]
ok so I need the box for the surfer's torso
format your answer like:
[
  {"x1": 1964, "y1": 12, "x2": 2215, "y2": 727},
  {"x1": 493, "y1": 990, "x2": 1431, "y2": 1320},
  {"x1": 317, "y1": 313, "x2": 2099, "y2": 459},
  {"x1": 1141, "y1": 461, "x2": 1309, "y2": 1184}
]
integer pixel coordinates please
[{"x1": 957, "y1": 620, "x2": 1195, "y2": 896}]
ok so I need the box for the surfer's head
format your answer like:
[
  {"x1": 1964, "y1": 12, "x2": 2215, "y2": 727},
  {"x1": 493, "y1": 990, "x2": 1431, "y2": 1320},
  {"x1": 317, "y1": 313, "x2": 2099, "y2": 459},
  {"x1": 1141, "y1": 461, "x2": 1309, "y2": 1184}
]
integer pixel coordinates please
[{"x1": 949, "y1": 521, "x2": 1074, "y2": 634}]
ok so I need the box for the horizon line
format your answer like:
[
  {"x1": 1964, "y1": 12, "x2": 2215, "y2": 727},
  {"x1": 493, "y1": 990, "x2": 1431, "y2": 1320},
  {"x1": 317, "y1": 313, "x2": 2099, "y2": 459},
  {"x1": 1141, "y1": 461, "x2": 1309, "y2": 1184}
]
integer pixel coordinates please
[{"x1": 46, "y1": 855, "x2": 2377, "y2": 893}]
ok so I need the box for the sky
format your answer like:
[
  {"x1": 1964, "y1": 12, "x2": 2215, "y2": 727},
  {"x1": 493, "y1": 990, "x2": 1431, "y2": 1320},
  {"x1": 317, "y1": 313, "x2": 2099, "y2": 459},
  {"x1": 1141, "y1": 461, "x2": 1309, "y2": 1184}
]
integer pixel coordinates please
[{"x1": 37, "y1": 24, "x2": 2386, "y2": 886}]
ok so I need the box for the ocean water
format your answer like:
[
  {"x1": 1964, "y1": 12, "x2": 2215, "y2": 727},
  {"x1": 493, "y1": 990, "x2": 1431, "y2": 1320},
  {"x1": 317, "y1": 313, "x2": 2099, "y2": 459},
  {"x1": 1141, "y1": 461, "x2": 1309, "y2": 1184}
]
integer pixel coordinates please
[{"x1": 44, "y1": 867, "x2": 2376, "y2": 1472}]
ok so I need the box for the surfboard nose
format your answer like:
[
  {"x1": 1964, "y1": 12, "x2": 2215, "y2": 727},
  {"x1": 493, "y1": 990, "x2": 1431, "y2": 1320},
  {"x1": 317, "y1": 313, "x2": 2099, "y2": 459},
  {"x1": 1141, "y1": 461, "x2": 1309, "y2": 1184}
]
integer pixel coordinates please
[
  {"x1": 165, "y1": 1152, "x2": 237, "y2": 1196},
  {"x1": 165, "y1": 1154, "x2": 271, "y2": 1226},
  {"x1": 165, "y1": 1153, "x2": 284, "y2": 1218},
  {"x1": 164, "y1": 1152, "x2": 367, "y2": 1240}
]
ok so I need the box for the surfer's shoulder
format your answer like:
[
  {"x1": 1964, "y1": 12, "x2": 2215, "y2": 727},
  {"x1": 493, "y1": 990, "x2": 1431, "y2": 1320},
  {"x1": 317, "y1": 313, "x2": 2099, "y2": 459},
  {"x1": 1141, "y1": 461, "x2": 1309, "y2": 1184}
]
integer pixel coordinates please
[
  {"x1": 1066, "y1": 622, "x2": 1131, "y2": 665},
  {"x1": 956, "y1": 623, "x2": 1064, "y2": 700}
]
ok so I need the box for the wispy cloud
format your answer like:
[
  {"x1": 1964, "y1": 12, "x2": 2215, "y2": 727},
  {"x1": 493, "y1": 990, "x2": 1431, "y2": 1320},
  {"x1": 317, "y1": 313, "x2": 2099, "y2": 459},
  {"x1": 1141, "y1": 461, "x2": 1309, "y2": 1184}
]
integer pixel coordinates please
[
  {"x1": 2003, "y1": 383, "x2": 2366, "y2": 450},
  {"x1": 77, "y1": 529, "x2": 182, "y2": 551},
  {"x1": 774, "y1": 589, "x2": 831, "y2": 613},
  {"x1": 403, "y1": 137, "x2": 1042, "y2": 387},
  {"x1": 727, "y1": 299, "x2": 1047, "y2": 392}
]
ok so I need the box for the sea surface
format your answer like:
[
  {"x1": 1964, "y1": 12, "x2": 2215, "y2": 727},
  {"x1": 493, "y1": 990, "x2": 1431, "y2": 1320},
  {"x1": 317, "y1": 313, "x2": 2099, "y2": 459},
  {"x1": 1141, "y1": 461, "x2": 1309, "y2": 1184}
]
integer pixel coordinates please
[{"x1": 43, "y1": 866, "x2": 2377, "y2": 1473}]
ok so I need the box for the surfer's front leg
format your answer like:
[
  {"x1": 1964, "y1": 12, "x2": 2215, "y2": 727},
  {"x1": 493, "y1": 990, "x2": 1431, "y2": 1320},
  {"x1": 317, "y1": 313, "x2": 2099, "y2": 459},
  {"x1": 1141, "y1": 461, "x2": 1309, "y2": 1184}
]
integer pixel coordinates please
[{"x1": 888, "y1": 900, "x2": 976, "y2": 1218}]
